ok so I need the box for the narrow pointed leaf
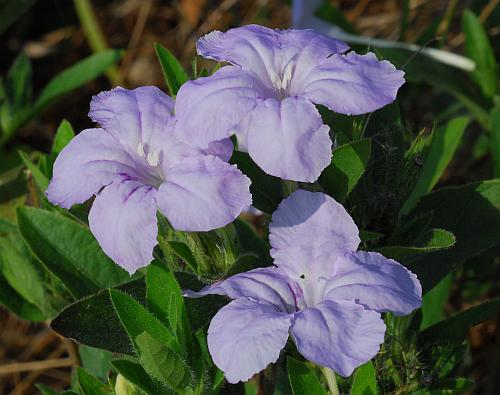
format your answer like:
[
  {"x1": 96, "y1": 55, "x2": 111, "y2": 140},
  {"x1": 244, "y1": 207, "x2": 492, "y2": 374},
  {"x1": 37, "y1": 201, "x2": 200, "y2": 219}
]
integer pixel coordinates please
[
  {"x1": 154, "y1": 43, "x2": 188, "y2": 95},
  {"x1": 52, "y1": 119, "x2": 75, "y2": 155},
  {"x1": 419, "y1": 298, "x2": 500, "y2": 345},
  {"x1": 401, "y1": 117, "x2": 469, "y2": 215},
  {"x1": 110, "y1": 289, "x2": 176, "y2": 351}
]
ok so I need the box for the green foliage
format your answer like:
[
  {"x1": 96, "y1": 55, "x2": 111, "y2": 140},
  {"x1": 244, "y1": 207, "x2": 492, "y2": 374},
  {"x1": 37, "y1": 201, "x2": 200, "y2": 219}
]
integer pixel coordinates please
[
  {"x1": 231, "y1": 151, "x2": 283, "y2": 213},
  {"x1": 287, "y1": 357, "x2": 328, "y2": 395},
  {"x1": 77, "y1": 367, "x2": 112, "y2": 395},
  {"x1": 136, "y1": 331, "x2": 193, "y2": 392},
  {"x1": 52, "y1": 119, "x2": 75, "y2": 155},
  {"x1": 155, "y1": 43, "x2": 189, "y2": 96},
  {"x1": 5, "y1": 51, "x2": 32, "y2": 114},
  {"x1": 421, "y1": 274, "x2": 453, "y2": 330},
  {"x1": 112, "y1": 359, "x2": 173, "y2": 395},
  {"x1": 18, "y1": 151, "x2": 49, "y2": 192},
  {"x1": 378, "y1": 228, "x2": 455, "y2": 260},
  {"x1": 462, "y1": 9, "x2": 498, "y2": 98},
  {"x1": 110, "y1": 289, "x2": 176, "y2": 351},
  {"x1": 17, "y1": 206, "x2": 130, "y2": 298},
  {"x1": 51, "y1": 279, "x2": 146, "y2": 354},
  {"x1": 419, "y1": 298, "x2": 500, "y2": 345},
  {"x1": 406, "y1": 180, "x2": 500, "y2": 292},
  {"x1": 79, "y1": 345, "x2": 113, "y2": 381},
  {"x1": 350, "y1": 362, "x2": 377, "y2": 395},
  {"x1": 401, "y1": 117, "x2": 469, "y2": 215},
  {"x1": 0, "y1": 0, "x2": 35, "y2": 34},
  {"x1": 319, "y1": 139, "x2": 372, "y2": 202},
  {"x1": 491, "y1": 106, "x2": 500, "y2": 177},
  {"x1": 0, "y1": 50, "x2": 122, "y2": 146},
  {"x1": 146, "y1": 262, "x2": 192, "y2": 354}
]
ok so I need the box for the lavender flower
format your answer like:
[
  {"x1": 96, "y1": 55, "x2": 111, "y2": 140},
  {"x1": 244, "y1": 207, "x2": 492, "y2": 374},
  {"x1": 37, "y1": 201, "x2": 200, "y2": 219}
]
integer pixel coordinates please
[
  {"x1": 46, "y1": 86, "x2": 251, "y2": 274},
  {"x1": 186, "y1": 190, "x2": 421, "y2": 383},
  {"x1": 175, "y1": 25, "x2": 405, "y2": 182}
]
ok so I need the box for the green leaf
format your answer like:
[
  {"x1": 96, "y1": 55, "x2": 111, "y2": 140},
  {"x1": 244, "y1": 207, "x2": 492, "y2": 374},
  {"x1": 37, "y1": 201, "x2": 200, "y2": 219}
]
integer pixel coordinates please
[
  {"x1": 319, "y1": 139, "x2": 371, "y2": 202},
  {"x1": 235, "y1": 218, "x2": 272, "y2": 265},
  {"x1": 406, "y1": 180, "x2": 500, "y2": 292},
  {"x1": 17, "y1": 206, "x2": 129, "y2": 298},
  {"x1": 421, "y1": 274, "x2": 453, "y2": 330},
  {"x1": 18, "y1": 151, "x2": 49, "y2": 192},
  {"x1": 110, "y1": 289, "x2": 176, "y2": 350},
  {"x1": 0, "y1": 0, "x2": 35, "y2": 34},
  {"x1": 79, "y1": 345, "x2": 112, "y2": 381},
  {"x1": 5, "y1": 51, "x2": 32, "y2": 114},
  {"x1": 0, "y1": 233, "x2": 51, "y2": 314},
  {"x1": 34, "y1": 50, "x2": 122, "y2": 114},
  {"x1": 462, "y1": 9, "x2": 498, "y2": 98},
  {"x1": 136, "y1": 331, "x2": 193, "y2": 391},
  {"x1": 287, "y1": 357, "x2": 328, "y2": 395},
  {"x1": 35, "y1": 384, "x2": 59, "y2": 395},
  {"x1": 51, "y1": 279, "x2": 145, "y2": 354},
  {"x1": 166, "y1": 240, "x2": 198, "y2": 272},
  {"x1": 419, "y1": 298, "x2": 500, "y2": 345},
  {"x1": 146, "y1": 262, "x2": 192, "y2": 354},
  {"x1": 225, "y1": 254, "x2": 262, "y2": 277},
  {"x1": 112, "y1": 359, "x2": 173, "y2": 395},
  {"x1": 77, "y1": 367, "x2": 112, "y2": 395},
  {"x1": 231, "y1": 151, "x2": 282, "y2": 213},
  {"x1": 52, "y1": 119, "x2": 75, "y2": 155},
  {"x1": 491, "y1": 106, "x2": 500, "y2": 177},
  {"x1": 377, "y1": 229, "x2": 456, "y2": 260},
  {"x1": 401, "y1": 117, "x2": 469, "y2": 216},
  {"x1": 0, "y1": 272, "x2": 45, "y2": 321},
  {"x1": 350, "y1": 361, "x2": 377, "y2": 395},
  {"x1": 154, "y1": 43, "x2": 188, "y2": 96},
  {"x1": 0, "y1": 218, "x2": 16, "y2": 234}
]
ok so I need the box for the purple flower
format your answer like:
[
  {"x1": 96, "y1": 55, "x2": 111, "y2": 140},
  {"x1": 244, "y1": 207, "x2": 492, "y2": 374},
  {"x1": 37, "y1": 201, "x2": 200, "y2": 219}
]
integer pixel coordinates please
[
  {"x1": 185, "y1": 190, "x2": 421, "y2": 383},
  {"x1": 46, "y1": 86, "x2": 251, "y2": 274},
  {"x1": 175, "y1": 25, "x2": 405, "y2": 182}
]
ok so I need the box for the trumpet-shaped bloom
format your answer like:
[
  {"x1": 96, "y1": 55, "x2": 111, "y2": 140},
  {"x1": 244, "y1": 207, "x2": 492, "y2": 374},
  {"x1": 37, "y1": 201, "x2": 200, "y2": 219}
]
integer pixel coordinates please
[
  {"x1": 46, "y1": 86, "x2": 251, "y2": 274},
  {"x1": 175, "y1": 25, "x2": 405, "y2": 182},
  {"x1": 185, "y1": 190, "x2": 421, "y2": 383}
]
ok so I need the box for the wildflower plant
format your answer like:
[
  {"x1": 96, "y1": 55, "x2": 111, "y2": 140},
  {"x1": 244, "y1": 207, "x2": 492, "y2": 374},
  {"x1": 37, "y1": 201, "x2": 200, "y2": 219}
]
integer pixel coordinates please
[{"x1": 1, "y1": 17, "x2": 500, "y2": 395}]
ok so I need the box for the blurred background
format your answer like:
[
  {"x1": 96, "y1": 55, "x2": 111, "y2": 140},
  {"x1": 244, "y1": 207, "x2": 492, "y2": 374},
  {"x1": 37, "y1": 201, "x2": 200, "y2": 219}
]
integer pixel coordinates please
[{"x1": 0, "y1": 0, "x2": 499, "y2": 394}]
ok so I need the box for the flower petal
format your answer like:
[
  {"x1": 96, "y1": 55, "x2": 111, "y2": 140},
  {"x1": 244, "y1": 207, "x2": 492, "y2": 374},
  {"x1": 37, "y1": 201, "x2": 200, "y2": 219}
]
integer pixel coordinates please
[
  {"x1": 46, "y1": 128, "x2": 141, "y2": 209},
  {"x1": 197, "y1": 25, "x2": 348, "y2": 87},
  {"x1": 302, "y1": 52, "x2": 405, "y2": 115},
  {"x1": 269, "y1": 190, "x2": 360, "y2": 279},
  {"x1": 175, "y1": 66, "x2": 267, "y2": 149},
  {"x1": 244, "y1": 96, "x2": 332, "y2": 182},
  {"x1": 155, "y1": 155, "x2": 251, "y2": 231},
  {"x1": 184, "y1": 267, "x2": 304, "y2": 313},
  {"x1": 290, "y1": 300, "x2": 385, "y2": 377},
  {"x1": 201, "y1": 138, "x2": 234, "y2": 162},
  {"x1": 89, "y1": 86, "x2": 177, "y2": 153},
  {"x1": 324, "y1": 251, "x2": 422, "y2": 315},
  {"x1": 88, "y1": 180, "x2": 158, "y2": 274},
  {"x1": 208, "y1": 298, "x2": 292, "y2": 383}
]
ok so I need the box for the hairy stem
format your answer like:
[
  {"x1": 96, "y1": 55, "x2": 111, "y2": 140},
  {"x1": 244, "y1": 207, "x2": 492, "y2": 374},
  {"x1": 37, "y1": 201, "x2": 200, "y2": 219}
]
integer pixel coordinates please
[{"x1": 320, "y1": 367, "x2": 339, "y2": 395}]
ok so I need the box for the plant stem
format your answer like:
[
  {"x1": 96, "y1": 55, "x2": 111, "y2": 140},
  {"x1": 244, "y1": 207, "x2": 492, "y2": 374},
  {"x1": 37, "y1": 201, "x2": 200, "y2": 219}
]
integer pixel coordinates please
[
  {"x1": 320, "y1": 367, "x2": 339, "y2": 395},
  {"x1": 282, "y1": 180, "x2": 298, "y2": 197}
]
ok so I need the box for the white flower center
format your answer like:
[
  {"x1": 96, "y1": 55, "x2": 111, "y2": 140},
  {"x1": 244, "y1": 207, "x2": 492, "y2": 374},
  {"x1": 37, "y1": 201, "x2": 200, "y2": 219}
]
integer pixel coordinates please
[
  {"x1": 271, "y1": 62, "x2": 294, "y2": 99},
  {"x1": 137, "y1": 142, "x2": 161, "y2": 168}
]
